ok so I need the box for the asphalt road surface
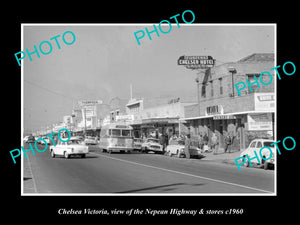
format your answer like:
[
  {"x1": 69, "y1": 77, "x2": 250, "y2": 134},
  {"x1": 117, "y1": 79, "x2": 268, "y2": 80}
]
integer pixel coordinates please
[{"x1": 22, "y1": 143, "x2": 275, "y2": 194}]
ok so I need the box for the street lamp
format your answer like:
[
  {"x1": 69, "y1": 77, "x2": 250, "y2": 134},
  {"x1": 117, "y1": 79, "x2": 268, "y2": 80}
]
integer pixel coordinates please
[
  {"x1": 195, "y1": 76, "x2": 200, "y2": 116},
  {"x1": 228, "y1": 66, "x2": 237, "y2": 97}
]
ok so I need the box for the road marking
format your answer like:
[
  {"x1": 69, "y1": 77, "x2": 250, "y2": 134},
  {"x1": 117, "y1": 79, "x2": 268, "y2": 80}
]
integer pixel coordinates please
[{"x1": 91, "y1": 152, "x2": 273, "y2": 194}]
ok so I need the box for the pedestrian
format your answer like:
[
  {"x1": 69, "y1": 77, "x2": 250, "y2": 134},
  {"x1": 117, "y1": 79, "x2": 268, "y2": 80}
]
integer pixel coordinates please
[
  {"x1": 224, "y1": 133, "x2": 231, "y2": 153},
  {"x1": 211, "y1": 132, "x2": 218, "y2": 155},
  {"x1": 199, "y1": 134, "x2": 204, "y2": 151},
  {"x1": 184, "y1": 134, "x2": 191, "y2": 159},
  {"x1": 203, "y1": 133, "x2": 209, "y2": 145},
  {"x1": 203, "y1": 133, "x2": 209, "y2": 152}
]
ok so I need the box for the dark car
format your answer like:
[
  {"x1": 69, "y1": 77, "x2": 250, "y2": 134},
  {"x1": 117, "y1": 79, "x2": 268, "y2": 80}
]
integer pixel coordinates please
[{"x1": 27, "y1": 135, "x2": 35, "y2": 143}]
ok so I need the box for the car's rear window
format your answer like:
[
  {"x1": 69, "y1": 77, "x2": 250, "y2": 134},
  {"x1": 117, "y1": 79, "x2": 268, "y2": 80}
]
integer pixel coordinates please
[{"x1": 263, "y1": 141, "x2": 274, "y2": 147}]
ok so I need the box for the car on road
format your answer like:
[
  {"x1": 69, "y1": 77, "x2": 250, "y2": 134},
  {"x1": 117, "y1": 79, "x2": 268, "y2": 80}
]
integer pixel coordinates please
[
  {"x1": 50, "y1": 137, "x2": 89, "y2": 159},
  {"x1": 239, "y1": 139, "x2": 275, "y2": 170},
  {"x1": 40, "y1": 137, "x2": 51, "y2": 145},
  {"x1": 25, "y1": 135, "x2": 35, "y2": 143},
  {"x1": 84, "y1": 136, "x2": 98, "y2": 145},
  {"x1": 165, "y1": 139, "x2": 202, "y2": 158},
  {"x1": 141, "y1": 138, "x2": 163, "y2": 154}
]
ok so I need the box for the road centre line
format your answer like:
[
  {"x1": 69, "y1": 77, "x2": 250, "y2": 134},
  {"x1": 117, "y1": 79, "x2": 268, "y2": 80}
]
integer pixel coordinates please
[{"x1": 91, "y1": 152, "x2": 273, "y2": 194}]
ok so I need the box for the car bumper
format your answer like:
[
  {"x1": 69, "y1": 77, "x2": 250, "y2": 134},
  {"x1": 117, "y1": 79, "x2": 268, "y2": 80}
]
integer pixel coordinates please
[{"x1": 108, "y1": 147, "x2": 133, "y2": 152}]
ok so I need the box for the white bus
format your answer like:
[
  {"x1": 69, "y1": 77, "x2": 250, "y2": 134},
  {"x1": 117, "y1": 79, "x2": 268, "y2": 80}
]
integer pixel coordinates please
[{"x1": 99, "y1": 123, "x2": 134, "y2": 153}]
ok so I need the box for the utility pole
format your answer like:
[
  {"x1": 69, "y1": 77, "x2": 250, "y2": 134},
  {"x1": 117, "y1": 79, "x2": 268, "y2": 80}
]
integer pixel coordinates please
[
  {"x1": 195, "y1": 74, "x2": 200, "y2": 116},
  {"x1": 84, "y1": 107, "x2": 87, "y2": 137}
]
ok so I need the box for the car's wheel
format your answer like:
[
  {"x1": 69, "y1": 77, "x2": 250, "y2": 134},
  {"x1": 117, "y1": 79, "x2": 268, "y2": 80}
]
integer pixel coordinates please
[
  {"x1": 64, "y1": 151, "x2": 70, "y2": 159},
  {"x1": 243, "y1": 156, "x2": 249, "y2": 167},
  {"x1": 264, "y1": 161, "x2": 269, "y2": 170},
  {"x1": 50, "y1": 150, "x2": 55, "y2": 158},
  {"x1": 81, "y1": 154, "x2": 86, "y2": 158}
]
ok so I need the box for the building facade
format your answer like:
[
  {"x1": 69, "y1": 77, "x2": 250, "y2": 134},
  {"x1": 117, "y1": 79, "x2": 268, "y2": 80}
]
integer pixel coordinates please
[{"x1": 183, "y1": 53, "x2": 275, "y2": 152}]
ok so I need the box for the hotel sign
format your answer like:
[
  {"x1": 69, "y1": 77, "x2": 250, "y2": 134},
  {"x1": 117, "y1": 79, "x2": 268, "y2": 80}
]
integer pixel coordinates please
[
  {"x1": 205, "y1": 105, "x2": 224, "y2": 116},
  {"x1": 213, "y1": 115, "x2": 236, "y2": 120},
  {"x1": 178, "y1": 55, "x2": 215, "y2": 69}
]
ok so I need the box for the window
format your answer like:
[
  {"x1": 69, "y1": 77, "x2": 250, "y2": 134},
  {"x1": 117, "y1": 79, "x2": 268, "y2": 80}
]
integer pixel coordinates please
[
  {"x1": 250, "y1": 141, "x2": 256, "y2": 148},
  {"x1": 263, "y1": 141, "x2": 273, "y2": 147},
  {"x1": 256, "y1": 141, "x2": 262, "y2": 148},
  {"x1": 247, "y1": 74, "x2": 260, "y2": 93},
  {"x1": 219, "y1": 78, "x2": 223, "y2": 95},
  {"x1": 210, "y1": 80, "x2": 214, "y2": 97},
  {"x1": 201, "y1": 85, "x2": 206, "y2": 98}
]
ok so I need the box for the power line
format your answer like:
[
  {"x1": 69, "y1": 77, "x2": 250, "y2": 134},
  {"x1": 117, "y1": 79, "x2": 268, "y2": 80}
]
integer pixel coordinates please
[{"x1": 24, "y1": 79, "x2": 75, "y2": 101}]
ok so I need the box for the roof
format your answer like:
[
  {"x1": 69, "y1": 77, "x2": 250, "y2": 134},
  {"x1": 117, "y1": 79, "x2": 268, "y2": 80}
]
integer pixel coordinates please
[{"x1": 238, "y1": 53, "x2": 274, "y2": 63}]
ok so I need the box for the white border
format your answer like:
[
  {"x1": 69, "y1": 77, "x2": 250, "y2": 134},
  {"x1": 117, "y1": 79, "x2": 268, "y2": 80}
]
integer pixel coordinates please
[{"x1": 21, "y1": 23, "x2": 277, "y2": 196}]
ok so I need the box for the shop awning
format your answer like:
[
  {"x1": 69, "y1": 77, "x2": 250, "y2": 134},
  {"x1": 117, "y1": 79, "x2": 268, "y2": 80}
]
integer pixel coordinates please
[{"x1": 181, "y1": 110, "x2": 275, "y2": 121}]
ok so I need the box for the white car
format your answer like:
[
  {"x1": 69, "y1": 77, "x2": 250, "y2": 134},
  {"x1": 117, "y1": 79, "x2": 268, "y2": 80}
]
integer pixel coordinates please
[
  {"x1": 141, "y1": 138, "x2": 163, "y2": 154},
  {"x1": 40, "y1": 137, "x2": 51, "y2": 145},
  {"x1": 50, "y1": 137, "x2": 89, "y2": 159},
  {"x1": 165, "y1": 139, "x2": 202, "y2": 158},
  {"x1": 84, "y1": 136, "x2": 98, "y2": 145},
  {"x1": 239, "y1": 139, "x2": 275, "y2": 170}
]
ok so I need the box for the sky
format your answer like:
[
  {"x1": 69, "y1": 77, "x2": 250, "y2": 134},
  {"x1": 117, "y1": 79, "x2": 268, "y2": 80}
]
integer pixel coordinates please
[{"x1": 23, "y1": 24, "x2": 275, "y2": 132}]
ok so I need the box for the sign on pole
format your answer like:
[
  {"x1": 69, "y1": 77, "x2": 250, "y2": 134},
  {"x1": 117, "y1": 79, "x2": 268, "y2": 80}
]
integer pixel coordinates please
[{"x1": 177, "y1": 55, "x2": 215, "y2": 69}]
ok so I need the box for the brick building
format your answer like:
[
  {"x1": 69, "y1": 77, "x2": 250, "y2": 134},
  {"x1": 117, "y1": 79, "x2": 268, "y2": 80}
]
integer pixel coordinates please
[{"x1": 182, "y1": 53, "x2": 275, "y2": 152}]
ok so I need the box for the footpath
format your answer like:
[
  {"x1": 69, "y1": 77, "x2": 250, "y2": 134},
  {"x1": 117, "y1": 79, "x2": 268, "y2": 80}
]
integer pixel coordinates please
[
  {"x1": 200, "y1": 150, "x2": 241, "y2": 166},
  {"x1": 23, "y1": 155, "x2": 37, "y2": 193}
]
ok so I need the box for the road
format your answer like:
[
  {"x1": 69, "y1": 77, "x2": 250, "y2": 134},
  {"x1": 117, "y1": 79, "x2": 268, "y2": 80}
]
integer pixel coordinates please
[{"x1": 22, "y1": 143, "x2": 275, "y2": 194}]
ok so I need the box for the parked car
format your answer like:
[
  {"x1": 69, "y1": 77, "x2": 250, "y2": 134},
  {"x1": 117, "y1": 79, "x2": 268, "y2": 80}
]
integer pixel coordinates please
[
  {"x1": 84, "y1": 136, "x2": 98, "y2": 145},
  {"x1": 23, "y1": 136, "x2": 29, "y2": 143},
  {"x1": 26, "y1": 135, "x2": 35, "y2": 143},
  {"x1": 141, "y1": 138, "x2": 163, "y2": 154},
  {"x1": 133, "y1": 138, "x2": 143, "y2": 151},
  {"x1": 165, "y1": 139, "x2": 202, "y2": 158},
  {"x1": 239, "y1": 139, "x2": 275, "y2": 170},
  {"x1": 50, "y1": 137, "x2": 89, "y2": 159},
  {"x1": 40, "y1": 137, "x2": 51, "y2": 145}
]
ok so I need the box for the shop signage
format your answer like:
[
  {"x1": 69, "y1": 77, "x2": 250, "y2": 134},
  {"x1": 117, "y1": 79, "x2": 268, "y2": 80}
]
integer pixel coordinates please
[
  {"x1": 116, "y1": 115, "x2": 134, "y2": 124},
  {"x1": 205, "y1": 105, "x2": 223, "y2": 116},
  {"x1": 247, "y1": 113, "x2": 273, "y2": 130},
  {"x1": 142, "y1": 117, "x2": 179, "y2": 124},
  {"x1": 213, "y1": 115, "x2": 236, "y2": 120},
  {"x1": 254, "y1": 93, "x2": 275, "y2": 111},
  {"x1": 78, "y1": 100, "x2": 102, "y2": 106},
  {"x1": 177, "y1": 55, "x2": 215, "y2": 69}
]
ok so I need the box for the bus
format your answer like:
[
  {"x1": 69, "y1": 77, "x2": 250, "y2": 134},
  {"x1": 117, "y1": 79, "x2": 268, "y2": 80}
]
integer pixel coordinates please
[{"x1": 99, "y1": 123, "x2": 134, "y2": 153}]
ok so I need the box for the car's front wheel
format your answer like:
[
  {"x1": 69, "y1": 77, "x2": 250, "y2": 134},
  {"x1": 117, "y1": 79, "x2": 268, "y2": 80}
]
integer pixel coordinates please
[
  {"x1": 50, "y1": 150, "x2": 55, "y2": 158},
  {"x1": 243, "y1": 156, "x2": 249, "y2": 167},
  {"x1": 64, "y1": 151, "x2": 70, "y2": 159}
]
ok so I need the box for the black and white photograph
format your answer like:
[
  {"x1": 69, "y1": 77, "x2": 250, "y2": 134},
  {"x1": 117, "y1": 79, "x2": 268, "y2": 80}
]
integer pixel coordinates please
[
  {"x1": 21, "y1": 24, "x2": 276, "y2": 195},
  {"x1": 4, "y1": 4, "x2": 298, "y2": 221}
]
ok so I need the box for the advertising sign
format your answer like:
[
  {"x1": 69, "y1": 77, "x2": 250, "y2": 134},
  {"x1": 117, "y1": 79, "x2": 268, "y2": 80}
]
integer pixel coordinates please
[
  {"x1": 78, "y1": 100, "x2": 102, "y2": 106},
  {"x1": 178, "y1": 55, "x2": 215, "y2": 69},
  {"x1": 254, "y1": 93, "x2": 275, "y2": 111},
  {"x1": 247, "y1": 113, "x2": 273, "y2": 130},
  {"x1": 205, "y1": 105, "x2": 224, "y2": 116}
]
